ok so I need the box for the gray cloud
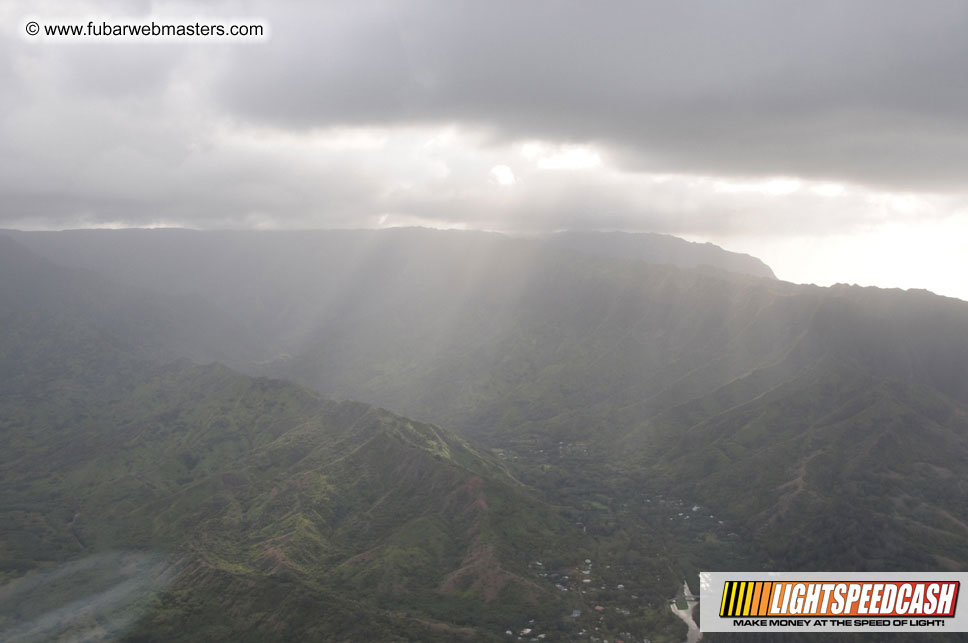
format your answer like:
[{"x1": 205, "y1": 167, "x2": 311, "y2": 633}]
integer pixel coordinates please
[
  {"x1": 213, "y1": 0, "x2": 968, "y2": 191},
  {"x1": 2, "y1": 0, "x2": 968, "y2": 237}
]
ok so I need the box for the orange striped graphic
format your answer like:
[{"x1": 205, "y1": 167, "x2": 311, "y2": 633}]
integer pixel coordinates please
[{"x1": 720, "y1": 581, "x2": 775, "y2": 616}]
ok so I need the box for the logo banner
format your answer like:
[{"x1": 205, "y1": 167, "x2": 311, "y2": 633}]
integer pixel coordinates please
[{"x1": 700, "y1": 572, "x2": 966, "y2": 633}]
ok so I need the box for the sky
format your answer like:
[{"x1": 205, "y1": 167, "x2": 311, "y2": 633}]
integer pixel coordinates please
[{"x1": 3, "y1": 0, "x2": 968, "y2": 300}]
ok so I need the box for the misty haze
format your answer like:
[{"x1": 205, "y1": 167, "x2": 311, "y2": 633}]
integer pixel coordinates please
[{"x1": 2, "y1": 2, "x2": 968, "y2": 642}]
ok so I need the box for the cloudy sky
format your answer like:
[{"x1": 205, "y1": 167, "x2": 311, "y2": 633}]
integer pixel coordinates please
[{"x1": 4, "y1": 1, "x2": 968, "y2": 300}]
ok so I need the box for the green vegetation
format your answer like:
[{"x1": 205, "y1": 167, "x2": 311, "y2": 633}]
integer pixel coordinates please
[
  {"x1": 3, "y1": 229, "x2": 968, "y2": 641},
  {"x1": 0, "y1": 358, "x2": 601, "y2": 640}
]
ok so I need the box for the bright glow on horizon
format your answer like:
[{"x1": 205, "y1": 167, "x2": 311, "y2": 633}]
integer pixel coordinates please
[{"x1": 705, "y1": 215, "x2": 968, "y2": 302}]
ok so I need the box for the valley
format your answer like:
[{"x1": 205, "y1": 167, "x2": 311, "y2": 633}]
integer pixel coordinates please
[{"x1": 1, "y1": 229, "x2": 967, "y2": 641}]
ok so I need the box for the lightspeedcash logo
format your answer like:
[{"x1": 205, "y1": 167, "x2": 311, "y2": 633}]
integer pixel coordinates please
[
  {"x1": 719, "y1": 580, "x2": 958, "y2": 618},
  {"x1": 701, "y1": 572, "x2": 967, "y2": 633}
]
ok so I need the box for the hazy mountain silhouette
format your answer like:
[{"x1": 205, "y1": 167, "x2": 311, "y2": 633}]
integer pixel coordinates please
[{"x1": 3, "y1": 229, "x2": 967, "y2": 640}]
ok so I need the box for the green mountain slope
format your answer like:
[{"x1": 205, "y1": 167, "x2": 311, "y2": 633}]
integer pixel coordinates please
[
  {"x1": 612, "y1": 286, "x2": 968, "y2": 570},
  {"x1": 0, "y1": 359, "x2": 589, "y2": 641},
  {"x1": 646, "y1": 362, "x2": 968, "y2": 568},
  {"x1": 0, "y1": 237, "x2": 602, "y2": 641},
  {"x1": 4, "y1": 229, "x2": 968, "y2": 639}
]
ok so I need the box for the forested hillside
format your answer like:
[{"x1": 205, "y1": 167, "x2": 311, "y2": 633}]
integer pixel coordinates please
[{"x1": 3, "y1": 229, "x2": 968, "y2": 641}]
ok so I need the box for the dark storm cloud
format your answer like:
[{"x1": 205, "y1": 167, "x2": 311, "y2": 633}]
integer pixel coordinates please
[
  {"x1": 3, "y1": 0, "x2": 968, "y2": 234},
  {"x1": 216, "y1": 0, "x2": 968, "y2": 191}
]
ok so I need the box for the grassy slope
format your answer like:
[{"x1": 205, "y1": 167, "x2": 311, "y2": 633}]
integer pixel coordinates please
[
  {"x1": 0, "y1": 236, "x2": 592, "y2": 641},
  {"x1": 0, "y1": 360, "x2": 590, "y2": 641},
  {"x1": 5, "y1": 230, "x2": 968, "y2": 639}
]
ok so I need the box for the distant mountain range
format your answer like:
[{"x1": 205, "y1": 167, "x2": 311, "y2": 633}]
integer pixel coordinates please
[
  {"x1": 2, "y1": 228, "x2": 967, "y2": 641},
  {"x1": 543, "y1": 230, "x2": 776, "y2": 279}
]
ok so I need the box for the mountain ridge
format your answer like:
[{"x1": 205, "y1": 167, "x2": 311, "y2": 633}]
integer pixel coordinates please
[
  {"x1": 3, "y1": 229, "x2": 968, "y2": 641},
  {"x1": 543, "y1": 230, "x2": 776, "y2": 279}
]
